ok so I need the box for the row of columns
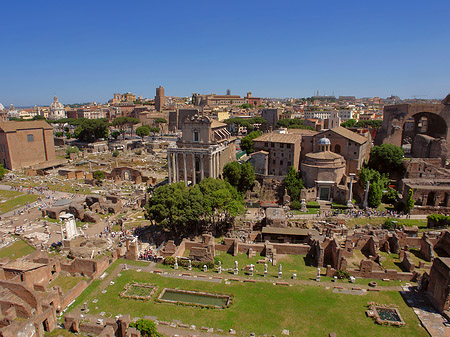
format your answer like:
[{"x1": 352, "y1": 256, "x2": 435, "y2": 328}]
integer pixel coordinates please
[{"x1": 168, "y1": 151, "x2": 221, "y2": 186}]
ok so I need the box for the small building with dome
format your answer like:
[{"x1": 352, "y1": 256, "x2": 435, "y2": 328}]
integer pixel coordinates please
[
  {"x1": 49, "y1": 96, "x2": 66, "y2": 120},
  {"x1": 301, "y1": 136, "x2": 349, "y2": 202}
]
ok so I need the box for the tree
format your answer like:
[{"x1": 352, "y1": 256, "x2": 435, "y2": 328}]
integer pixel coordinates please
[
  {"x1": 405, "y1": 188, "x2": 415, "y2": 214},
  {"x1": 112, "y1": 150, "x2": 119, "y2": 157},
  {"x1": 129, "y1": 319, "x2": 161, "y2": 337},
  {"x1": 340, "y1": 119, "x2": 357, "y2": 128},
  {"x1": 384, "y1": 187, "x2": 399, "y2": 205},
  {"x1": 239, "y1": 162, "x2": 255, "y2": 192},
  {"x1": 240, "y1": 130, "x2": 261, "y2": 154},
  {"x1": 66, "y1": 146, "x2": 79, "y2": 158},
  {"x1": 0, "y1": 164, "x2": 7, "y2": 180},
  {"x1": 284, "y1": 166, "x2": 304, "y2": 201},
  {"x1": 136, "y1": 125, "x2": 150, "y2": 140},
  {"x1": 112, "y1": 117, "x2": 140, "y2": 139},
  {"x1": 368, "y1": 182, "x2": 382, "y2": 208},
  {"x1": 368, "y1": 144, "x2": 404, "y2": 175},
  {"x1": 223, "y1": 161, "x2": 255, "y2": 193},
  {"x1": 223, "y1": 161, "x2": 241, "y2": 187},
  {"x1": 111, "y1": 130, "x2": 121, "y2": 140},
  {"x1": 93, "y1": 170, "x2": 105, "y2": 180},
  {"x1": 74, "y1": 119, "x2": 109, "y2": 142}
]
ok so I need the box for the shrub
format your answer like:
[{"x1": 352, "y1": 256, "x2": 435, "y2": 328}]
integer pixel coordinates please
[
  {"x1": 290, "y1": 200, "x2": 302, "y2": 210},
  {"x1": 427, "y1": 214, "x2": 450, "y2": 228},
  {"x1": 336, "y1": 269, "x2": 350, "y2": 280},
  {"x1": 112, "y1": 150, "x2": 119, "y2": 157},
  {"x1": 382, "y1": 218, "x2": 396, "y2": 230},
  {"x1": 129, "y1": 319, "x2": 161, "y2": 337}
]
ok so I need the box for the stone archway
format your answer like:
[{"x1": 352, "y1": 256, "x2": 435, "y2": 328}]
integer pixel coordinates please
[{"x1": 376, "y1": 95, "x2": 450, "y2": 161}]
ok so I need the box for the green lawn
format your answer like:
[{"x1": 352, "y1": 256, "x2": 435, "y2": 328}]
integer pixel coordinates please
[
  {"x1": 346, "y1": 217, "x2": 427, "y2": 228},
  {"x1": 161, "y1": 252, "x2": 319, "y2": 281},
  {"x1": 45, "y1": 328, "x2": 88, "y2": 337},
  {"x1": 49, "y1": 275, "x2": 88, "y2": 292},
  {"x1": 77, "y1": 269, "x2": 428, "y2": 337},
  {"x1": 0, "y1": 239, "x2": 35, "y2": 260},
  {"x1": 0, "y1": 190, "x2": 39, "y2": 214}
]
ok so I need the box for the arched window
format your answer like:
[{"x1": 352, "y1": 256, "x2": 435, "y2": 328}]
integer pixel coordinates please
[
  {"x1": 334, "y1": 144, "x2": 341, "y2": 154},
  {"x1": 27, "y1": 134, "x2": 34, "y2": 142}
]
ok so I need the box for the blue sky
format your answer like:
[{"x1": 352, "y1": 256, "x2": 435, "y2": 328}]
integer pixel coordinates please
[{"x1": 1, "y1": 0, "x2": 450, "y2": 106}]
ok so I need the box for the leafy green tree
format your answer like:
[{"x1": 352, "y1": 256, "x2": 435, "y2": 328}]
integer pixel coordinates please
[
  {"x1": 136, "y1": 125, "x2": 150, "y2": 140},
  {"x1": 223, "y1": 161, "x2": 255, "y2": 193},
  {"x1": 55, "y1": 132, "x2": 63, "y2": 137},
  {"x1": 74, "y1": 119, "x2": 109, "y2": 142},
  {"x1": 149, "y1": 127, "x2": 160, "y2": 133},
  {"x1": 65, "y1": 146, "x2": 79, "y2": 158},
  {"x1": 340, "y1": 119, "x2": 357, "y2": 128},
  {"x1": 93, "y1": 170, "x2": 105, "y2": 180},
  {"x1": 284, "y1": 166, "x2": 304, "y2": 201},
  {"x1": 368, "y1": 144, "x2": 404, "y2": 174},
  {"x1": 32, "y1": 115, "x2": 46, "y2": 121},
  {"x1": 112, "y1": 150, "x2": 119, "y2": 157},
  {"x1": 198, "y1": 178, "x2": 245, "y2": 226},
  {"x1": 384, "y1": 187, "x2": 399, "y2": 205},
  {"x1": 111, "y1": 130, "x2": 121, "y2": 140},
  {"x1": 0, "y1": 164, "x2": 8, "y2": 180},
  {"x1": 239, "y1": 162, "x2": 255, "y2": 192},
  {"x1": 112, "y1": 117, "x2": 140, "y2": 139},
  {"x1": 223, "y1": 161, "x2": 241, "y2": 187},
  {"x1": 240, "y1": 130, "x2": 262, "y2": 154},
  {"x1": 368, "y1": 182, "x2": 382, "y2": 208},
  {"x1": 405, "y1": 188, "x2": 415, "y2": 214},
  {"x1": 275, "y1": 118, "x2": 315, "y2": 130},
  {"x1": 129, "y1": 319, "x2": 161, "y2": 337}
]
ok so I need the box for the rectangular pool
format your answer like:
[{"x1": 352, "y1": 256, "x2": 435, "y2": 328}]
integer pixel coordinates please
[{"x1": 159, "y1": 288, "x2": 230, "y2": 308}]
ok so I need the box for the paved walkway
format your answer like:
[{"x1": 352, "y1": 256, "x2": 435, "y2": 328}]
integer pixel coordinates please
[{"x1": 401, "y1": 285, "x2": 450, "y2": 337}]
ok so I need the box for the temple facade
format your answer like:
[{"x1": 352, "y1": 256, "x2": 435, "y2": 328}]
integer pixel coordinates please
[{"x1": 167, "y1": 115, "x2": 236, "y2": 185}]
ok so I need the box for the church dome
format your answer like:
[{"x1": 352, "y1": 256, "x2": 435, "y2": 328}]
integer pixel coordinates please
[
  {"x1": 50, "y1": 96, "x2": 64, "y2": 110},
  {"x1": 318, "y1": 137, "x2": 331, "y2": 145}
]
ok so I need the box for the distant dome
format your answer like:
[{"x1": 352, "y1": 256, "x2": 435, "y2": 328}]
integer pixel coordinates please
[
  {"x1": 318, "y1": 137, "x2": 331, "y2": 145},
  {"x1": 50, "y1": 96, "x2": 64, "y2": 110}
]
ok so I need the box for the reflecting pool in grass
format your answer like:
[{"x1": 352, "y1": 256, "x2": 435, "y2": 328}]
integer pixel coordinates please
[{"x1": 159, "y1": 288, "x2": 230, "y2": 308}]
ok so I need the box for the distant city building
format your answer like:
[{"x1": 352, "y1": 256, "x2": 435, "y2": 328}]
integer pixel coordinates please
[
  {"x1": 193, "y1": 92, "x2": 261, "y2": 107},
  {"x1": 167, "y1": 115, "x2": 236, "y2": 185},
  {"x1": 261, "y1": 108, "x2": 290, "y2": 131},
  {"x1": 155, "y1": 86, "x2": 166, "y2": 111},
  {"x1": 122, "y1": 92, "x2": 136, "y2": 103},
  {"x1": 252, "y1": 133, "x2": 301, "y2": 176},
  {"x1": 49, "y1": 96, "x2": 66, "y2": 120},
  {"x1": 0, "y1": 121, "x2": 57, "y2": 170}
]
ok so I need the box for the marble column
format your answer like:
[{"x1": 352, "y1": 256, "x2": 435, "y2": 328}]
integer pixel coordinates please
[
  {"x1": 183, "y1": 153, "x2": 187, "y2": 186},
  {"x1": 347, "y1": 173, "x2": 355, "y2": 207},
  {"x1": 192, "y1": 153, "x2": 196, "y2": 185},
  {"x1": 175, "y1": 153, "x2": 180, "y2": 182},
  {"x1": 167, "y1": 153, "x2": 171, "y2": 183},
  {"x1": 172, "y1": 152, "x2": 176, "y2": 183},
  {"x1": 209, "y1": 153, "x2": 213, "y2": 178},
  {"x1": 200, "y1": 153, "x2": 204, "y2": 181},
  {"x1": 215, "y1": 152, "x2": 220, "y2": 178}
]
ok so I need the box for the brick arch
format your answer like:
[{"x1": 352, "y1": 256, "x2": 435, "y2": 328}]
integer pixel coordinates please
[{"x1": 375, "y1": 99, "x2": 450, "y2": 161}]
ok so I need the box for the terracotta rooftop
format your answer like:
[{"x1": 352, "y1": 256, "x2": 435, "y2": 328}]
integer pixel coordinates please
[
  {"x1": 211, "y1": 119, "x2": 227, "y2": 128},
  {"x1": 3, "y1": 261, "x2": 46, "y2": 271},
  {"x1": 253, "y1": 133, "x2": 301, "y2": 144},
  {"x1": 0, "y1": 120, "x2": 52, "y2": 132},
  {"x1": 326, "y1": 126, "x2": 368, "y2": 144},
  {"x1": 306, "y1": 151, "x2": 344, "y2": 160}
]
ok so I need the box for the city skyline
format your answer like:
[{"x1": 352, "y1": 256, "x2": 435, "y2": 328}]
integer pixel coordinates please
[{"x1": 1, "y1": 0, "x2": 450, "y2": 106}]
